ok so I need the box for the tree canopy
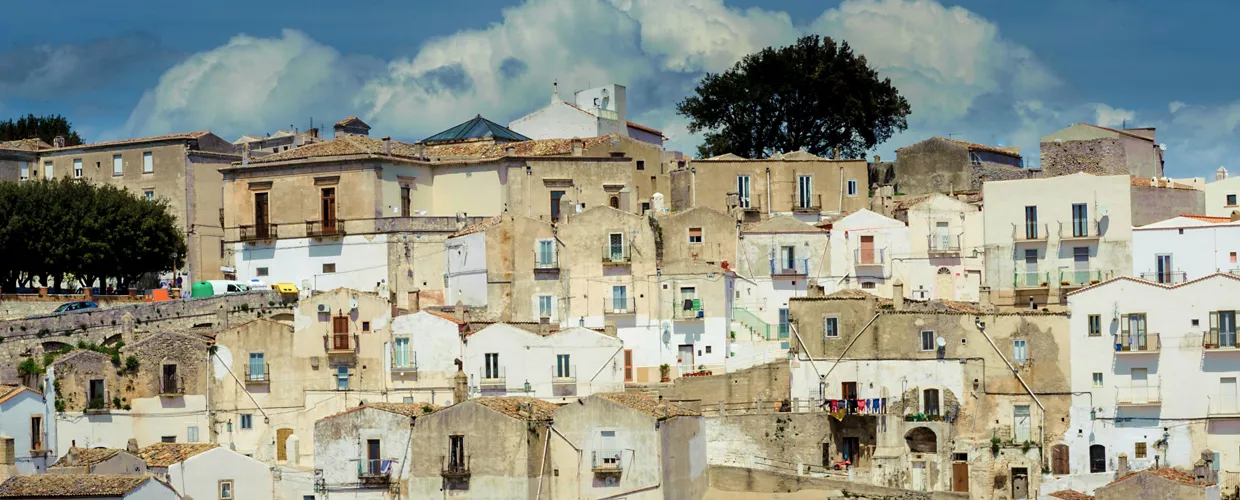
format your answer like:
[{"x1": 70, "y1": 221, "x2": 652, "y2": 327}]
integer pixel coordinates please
[
  {"x1": 0, "y1": 179, "x2": 186, "y2": 292},
  {"x1": 0, "y1": 114, "x2": 83, "y2": 146},
  {"x1": 677, "y1": 35, "x2": 911, "y2": 160}
]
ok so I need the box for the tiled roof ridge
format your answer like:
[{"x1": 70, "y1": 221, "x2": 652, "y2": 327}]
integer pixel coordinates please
[
  {"x1": 924, "y1": 136, "x2": 1022, "y2": 158},
  {"x1": 1066, "y1": 271, "x2": 1240, "y2": 297},
  {"x1": 41, "y1": 131, "x2": 212, "y2": 152}
]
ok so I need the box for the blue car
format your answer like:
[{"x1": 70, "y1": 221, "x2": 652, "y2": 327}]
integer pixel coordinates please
[{"x1": 54, "y1": 301, "x2": 98, "y2": 313}]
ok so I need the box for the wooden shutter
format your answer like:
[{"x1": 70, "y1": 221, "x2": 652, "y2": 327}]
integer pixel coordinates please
[{"x1": 333, "y1": 316, "x2": 349, "y2": 334}]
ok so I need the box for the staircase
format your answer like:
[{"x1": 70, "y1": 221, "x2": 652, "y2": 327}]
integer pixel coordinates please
[{"x1": 732, "y1": 307, "x2": 771, "y2": 341}]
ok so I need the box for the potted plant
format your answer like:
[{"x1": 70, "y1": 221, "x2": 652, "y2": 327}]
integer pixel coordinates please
[{"x1": 659, "y1": 363, "x2": 670, "y2": 382}]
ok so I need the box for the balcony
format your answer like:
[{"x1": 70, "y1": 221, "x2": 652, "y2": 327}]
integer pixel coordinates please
[
  {"x1": 306, "y1": 218, "x2": 346, "y2": 239},
  {"x1": 245, "y1": 364, "x2": 271, "y2": 385},
  {"x1": 602, "y1": 244, "x2": 631, "y2": 266},
  {"x1": 678, "y1": 298, "x2": 703, "y2": 320},
  {"x1": 854, "y1": 248, "x2": 886, "y2": 267},
  {"x1": 1208, "y1": 401, "x2": 1240, "y2": 419},
  {"x1": 1013, "y1": 271, "x2": 1050, "y2": 290},
  {"x1": 927, "y1": 233, "x2": 961, "y2": 256},
  {"x1": 1116, "y1": 385, "x2": 1162, "y2": 406},
  {"x1": 391, "y1": 350, "x2": 418, "y2": 375},
  {"x1": 1203, "y1": 331, "x2": 1240, "y2": 351},
  {"x1": 159, "y1": 375, "x2": 184, "y2": 396},
  {"x1": 533, "y1": 251, "x2": 559, "y2": 273},
  {"x1": 552, "y1": 366, "x2": 576, "y2": 397},
  {"x1": 1059, "y1": 220, "x2": 1102, "y2": 241},
  {"x1": 479, "y1": 368, "x2": 506, "y2": 390},
  {"x1": 604, "y1": 297, "x2": 636, "y2": 315},
  {"x1": 85, "y1": 395, "x2": 110, "y2": 415},
  {"x1": 358, "y1": 459, "x2": 392, "y2": 484},
  {"x1": 1139, "y1": 271, "x2": 1187, "y2": 285},
  {"x1": 1059, "y1": 269, "x2": 1103, "y2": 289},
  {"x1": 239, "y1": 223, "x2": 277, "y2": 243},
  {"x1": 1115, "y1": 333, "x2": 1160, "y2": 354},
  {"x1": 325, "y1": 333, "x2": 356, "y2": 355},
  {"x1": 770, "y1": 258, "x2": 808, "y2": 277},
  {"x1": 1011, "y1": 223, "x2": 1049, "y2": 242},
  {"x1": 739, "y1": 194, "x2": 763, "y2": 213},
  {"x1": 792, "y1": 193, "x2": 822, "y2": 213},
  {"x1": 441, "y1": 456, "x2": 471, "y2": 478},
  {"x1": 592, "y1": 449, "x2": 624, "y2": 473}
]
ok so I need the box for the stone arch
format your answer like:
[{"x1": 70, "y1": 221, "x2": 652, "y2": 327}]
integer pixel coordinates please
[
  {"x1": 41, "y1": 341, "x2": 71, "y2": 353},
  {"x1": 905, "y1": 426, "x2": 937, "y2": 453},
  {"x1": 270, "y1": 313, "x2": 294, "y2": 322},
  {"x1": 102, "y1": 334, "x2": 122, "y2": 346}
]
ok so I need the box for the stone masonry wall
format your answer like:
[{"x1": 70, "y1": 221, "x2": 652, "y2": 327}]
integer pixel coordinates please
[
  {"x1": 1, "y1": 295, "x2": 147, "y2": 320},
  {"x1": 1041, "y1": 138, "x2": 1129, "y2": 177}
]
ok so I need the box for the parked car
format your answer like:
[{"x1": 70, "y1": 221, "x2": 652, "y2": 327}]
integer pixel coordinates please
[
  {"x1": 54, "y1": 301, "x2": 98, "y2": 313},
  {"x1": 190, "y1": 280, "x2": 251, "y2": 298}
]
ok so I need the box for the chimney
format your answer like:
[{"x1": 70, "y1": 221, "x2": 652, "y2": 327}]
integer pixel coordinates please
[
  {"x1": 453, "y1": 359, "x2": 468, "y2": 404},
  {"x1": 654, "y1": 404, "x2": 669, "y2": 420},
  {"x1": 833, "y1": 147, "x2": 841, "y2": 160},
  {"x1": 1231, "y1": 210, "x2": 1240, "y2": 222},
  {"x1": 979, "y1": 286, "x2": 993, "y2": 311},
  {"x1": 0, "y1": 436, "x2": 13, "y2": 465},
  {"x1": 454, "y1": 300, "x2": 465, "y2": 322},
  {"x1": 604, "y1": 320, "x2": 616, "y2": 337},
  {"x1": 571, "y1": 140, "x2": 584, "y2": 157},
  {"x1": 126, "y1": 438, "x2": 139, "y2": 454},
  {"x1": 517, "y1": 402, "x2": 532, "y2": 419},
  {"x1": 893, "y1": 281, "x2": 905, "y2": 310},
  {"x1": 53, "y1": 135, "x2": 65, "y2": 148},
  {"x1": 308, "y1": 128, "x2": 319, "y2": 139},
  {"x1": 1117, "y1": 453, "x2": 1129, "y2": 478},
  {"x1": 873, "y1": 155, "x2": 880, "y2": 164},
  {"x1": 382, "y1": 137, "x2": 392, "y2": 156},
  {"x1": 505, "y1": 145, "x2": 516, "y2": 156},
  {"x1": 242, "y1": 143, "x2": 250, "y2": 166}
]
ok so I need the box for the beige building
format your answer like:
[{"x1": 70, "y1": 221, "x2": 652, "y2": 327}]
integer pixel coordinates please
[{"x1": 671, "y1": 151, "x2": 869, "y2": 222}]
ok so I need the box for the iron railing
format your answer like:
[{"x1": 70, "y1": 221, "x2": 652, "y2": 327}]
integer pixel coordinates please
[
  {"x1": 239, "y1": 223, "x2": 277, "y2": 242},
  {"x1": 441, "y1": 456, "x2": 470, "y2": 477},
  {"x1": 1059, "y1": 269, "x2": 1102, "y2": 287},
  {"x1": 732, "y1": 307, "x2": 770, "y2": 340},
  {"x1": 306, "y1": 219, "x2": 345, "y2": 238},
  {"x1": 325, "y1": 333, "x2": 355, "y2": 354},
  {"x1": 552, "y1": 365, "x2": 577, "y2": 384},
  {"x1": 853, "y1": 248, "x2": 886, "y2": 266},
  {"x1": 1204, "y1": 330, "x2": 1239, "y2": 350},
  {"x1": 792, "y1": 193, "x2": 822, "y2": 212},
  {"x1": 245, "y1": 363, "x2": 270, "y2": 384},
  {"x1": 592, "y1": 450, "x2": 624, "y2": 472},
  {"x1": 770, "y1": 258, "x2": 808, "y2": 276},
  {"x1": 358, "y1": 459, "x2": 392, "y2": 479},
  {"x1": 1116, "y1": 385, "x2": 1162, "y2": 406},
  {"x1": 602, "y1": 244, "x2": 631, "y2": 265},
  {"x1": 391, "y1": 348, "x2": 418, "y2": 373},
  {"x1": 533, "y1": 250, "x2": 559, "y2": 271},
  {"x1": 1059, "y1": 220, "x2": 1101, "y2": 240},
  {"x1": 1013, "y1": 271, "x2": 1050, "y2": 289},
  {"x1": 604, "y1": 297, "x2": 636, "y2": 315},
  {"x1": 1115, "y1": 332, "x2": 1159, "y2": 353},
  {"x1": 160, "y1": 375, "x2": 183, "y2": 395},
  {"x1": 927, "y1": 233, "x2": 961, "y2": 254},
  {"x1": 1139, "y1": 271, "x2": 1186, "y2": 285},
  {"x1": 1012, "y1": 223, "x2": 1049, "y2": 241},
  {"x1": 479, "y1": 367, "x2": 506, "y2": 387}
]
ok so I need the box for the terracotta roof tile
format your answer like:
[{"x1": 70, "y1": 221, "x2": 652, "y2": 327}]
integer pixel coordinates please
[
  {"x1": 247, "y1": 135, "x2": 422, "y2": 165},
  {"x1": 335, "y1": 116, "x2": 370, "y2": 128},
  {"x1": 1048, "y1": 490, "x2": 1095, "y2": 500},
  {"x1": 42, "y1": 131, "x2": 212, "y2": 152},
  {"x1": 50, "y1": 447, "x2": 123, "y2": 468},
  {"x1": 423, "y1": 310, "x2": 466, "y2": 325},
  {"x1": 472, "y1": 397, "x2": 558, "y2": 421},
  {"x1": 626, "y1": 121, "x2": 664, "y2": 137},
  {"x1": 1181, "y1": 215, "x2": 1233, "y2": 223},
  {"x1": 323, "y1": 402, "x2": 444, "y2": 420},
  {"x1": 0, "y1": 475, "x2": 154, "y2": 497},
  {"x1": 1107, "y1": 467, "x2": 1212, "y2": 487},
  {"x1": 741, "y1": 216, "x2": 826, "y2": 234},
  {"x1": 0, "y1": 138, "x2": 53, "y2": 151},
  {"x1": 422, "y1": 136, "x2": 610, "y2": 161},
  {"x1": 136, "y1": 442, "x2": 218, "y2": 467},
  {"x1": 595, "y1": 392, "x2": 700, "y2": 419},
  {"x1": 1065, "y1": 271, "x2": 1240, "y2": 297}
]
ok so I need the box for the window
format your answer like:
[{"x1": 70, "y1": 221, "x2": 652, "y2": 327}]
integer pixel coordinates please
[
  {"x1": 1134, "y1": 442, "x2": 1147, "y2": 459},
  {"x1": 88, "y1": 379, "x2": 105, "y2": 408},
  {"x1": 1211, "y1": 311, "x2": 1237, "y2": 347},
  {"x1": 705, "y1": 345, "x2": 712, "y2": 354},
  {"x1": 1071, "y1": 203, "x2": 1089, "y2": 237},
  {"x1": 537, "y1": 239, "x2": 555, "y2": 266},
  {"x1": 394, "y1": 337, "x2": 412, "y2": 368},
  {"x1": 1013, "y1": 405, "x2": 1031, "y2": 442},
  {"x1": 162, "y1": 363, "x2": 179, "y2": 393},
  {"x1": 1093, "y1": 373, "x2": 1103, "y2": 388},
  {"x1": 249, "y1": 353, "x2": 265, "y2": 382},
  {"x1": 846, "y1": 179, "x2": 858, "y2": 197},
  {"x1": 256, "y1": 267, "x2": 269, "y2": 277},
  {"x1": 780, "y1": 246, "x2": 796, "y2": 273},
  {"x1": 969, "y1": 152, "x2": 982, "y2": 166},
  {"x1": 43, "y1": 161, "x2": 53, "y2": 180},
  {"x1": 240, "y1": 414, "x2": 252, "y2": 430},
  {"x1": 920, "y1": 330, "x2": 935, "y2": 351},
  {"x1": 824, "y1": 317, "x2": 839, "y2": 339},
  {"x1": 556, "y1": 354, "x2": 571, "y2": 378},
  {"x1": 112, "y1": 154, "x2": 123, "y2": 176},
  {"x1": 607, "y1": 233, "x2": 625, "y2": 261},
  {"x1": 1232, "y1": 252, "x2": 1238, "y2": 264},
  {"x1": 1121, "y1": 313, "x2": 1148, "y2": 350},
  {"x1": 188, "y1": 426, "x2": 200, "y2": 442},
  {"x1": 362, "y1": 321, "x2": 370, "y2": 332},
  {"x1": 1088, "y1": 315, "x2": 1101, "y2": 336},
  {"x1": 143, "y1": 152, "x2": 153, "y2": 173},
  {"x1": 538, "y1": 295, "x2": 553, "y2": 318},
  {"x1": 143, "y1": 190, "x2": 154, "y2": 201},
  {"x1": 322, "y1": 263, "x2": 336, "y2": 274},
  {"x1": 636, "y1": 160, "x2": 645, "y2": 170},
  {"x1": 736, "y1": 175, "x2": 751, "y2": 208},
  {"x1": 600, "y1": 430, "x2": 618, "y2": 464},
  {"x1": 1013, "y1": 339, "x2": 1028, "y2": 363},
  {"x1": 484, "y1": 353, "x2": 500, "y2": 379},
  {"x1": 612, "y1": 285, "x2": 627, "y2": 312},
  {"x1": 687, "y1": 227, "x2": 703, "y2": 244},
  {"x1": 448, "y1": 435, "x2": 466, "y2": 470},
  {"x1": 861, "y1": 282, "x2": 876, "y2": 290},
  {"x1": 1024, "y1": 206, "x2": 1038, "y2": 239},
  {"x1": 73, "y1": 159, "x2": 82, "y2": 178},
  {"x1": 336, "y1": 366, "x2": 349, "y2": 390},
  {"x1": 320, "y1": 187, "x2": 337, "y2": 226},
  {"x1": 400, "y1": 187, "x2": 410, "y2": 217},
  {"x1": 219, "y1": 480, "x2": 234, "y2": 500},
  {"x1": 797, "y1": 175, "x2": 813, "y2": 208},
  {"x1": 30, "y1": 415, "x2": 42, "y2": 450},
  {"x1": 18, "y1": 162, "x2": 28, "y2": 181},
  {"x1": 161, "y1": 436, "x2": 176, "y2": 443},
  {"x1": 778, "y1": 308, "x2": 789, "y2": 339},
  {"x1": 923, "y1": 388, "x2": 940, "y2": 416},
  {"x1": 1155, "y1": 254, "x2": 1173, "y2": 284},
  {"x1": 1229, "y1": 194, "x2": 1238, "y2": 207},
  {"x1": 550, "y1": 190, "x2": 565, "y2": 220}
]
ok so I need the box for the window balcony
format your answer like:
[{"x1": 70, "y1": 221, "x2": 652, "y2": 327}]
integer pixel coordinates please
[
  {"x1": 306, "y1": 218, "x2": 346, "y2": 239},
  {"x1": 533, "y1": 251, "x2": 559, "y2": 273},
  {"x1": 737, "y1": 194, "x2": 763, "y2": 213},
  {"x1": 1013, "y1": 271, "x2": 1050, "y2": 290},
  {"x1": 1116, "y1": 385, "x2": 1161, "y2": 407},
  {"x1": 159, "y1": 375, "x2": 184, "y2": 396},
  {"x1": 592, "y1": 450, "x2": 624, "y2": 473},
  {"x1": 245, "y1": 363, "x2": 271, "y2": 385},
  {"x1": 325, "y1": 333, "x2": 356, "y2": 355},
  {"x1": 479, "y1": 368, "x2": 506, "y2": 389},
  {"x1": 1011, "y1": 223, "x2": 1049, "y2": 242},
  {"x1": 602, "y1": 244, "x2": 631, "y2": 266},
  {"x1": 391, "y1": 350, "x2": 418, "y2": 375},
  {"x1": 678, "y1": 298, "x2": 703, "y2": 320},
  {"x1": 441, "y1": 456, "x2": 471, "y2": 478},
  {"x1": 792, "y1": 194, "x2": 822, "y2": 213},
  {"x1": 770, "y1": 258, "x2": 808, "y2": 277},
  {"x1": 1139, "y1": 271, "x2": 1186, "y2": 285},
  {"x1": 552, "y1": 365, "x2": 576, "y2": 397},
  {"x1": 85, "y1": 395, "x2": 110, "y2": 415},
  {"x1": 1208, "y1": 401, "x2": 1240, "y2": 419},
  {"x1": 854, "y1": 248, "x2": 886, "y2": 267},
  {"x1": 1059, "y1": 269, "x2": 1103, "y2": 289},
  {"x1": 927, "y1": 233, "x2": 961, "y2": 256},
  {"x1": 1203, "y1": 331, "x2": 1240, "y2": 351},
  {"x1": 1059, "y1": 220, "x2": 1102, "y2": 241},
  {"x1": 1115, "y1": 333, "x2": 1160, "y2": 354},
  {"x1": 358, "y1": 459, "x2": 393, "y2": 483},
  {"x1": 239, "y1": 223, "x2": 277, "y2": 243},
  {"x1": 604, "y1": 297, "x2": 636, "y2": 315}
]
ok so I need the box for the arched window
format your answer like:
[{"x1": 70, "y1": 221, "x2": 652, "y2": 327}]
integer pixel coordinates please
[
  {"x1": 905, "y1": 427, "x2": 937, "y2": 453},
  {"x1": 1089, "y1": 444, "x2": 1106, "y2": 473}
]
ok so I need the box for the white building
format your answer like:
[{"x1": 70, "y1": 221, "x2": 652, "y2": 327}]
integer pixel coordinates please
[
  {"x1": 138, "y1": 443, "x2": 272, "y2": 500},
  {"x1": 1205, "y1": 166, "x2": 1240, "y2": 217},
  {"x1": 388, "y1": 311, "x2": 465, "y2": 405},
  {"x1": 0, "y1": 384, "x2": 50, "y2": 474},
  {"x1": 1132, "y1": 215, "x2": 1240, "y2": 283},
  {"x1": 509, "y1": 83, "x2": 665, "y2": 146},
  {"x1": 463, "y1": 324, "x2": 624, "y2": 402},
  {"x1": 895, "y1": 194, "x2": 985, "y2": 302},
  {"x1": 1063, "y1": 273, "x2": 1240, "y2": 490},
  {"x1": 827, "y1": 209, "x2": 910, "y2": 298},
  {"x1": 314, "y1": 403, "x2": 435, "y2": 499},
  {"x1": 733, "y1": 216, "x2": 829, "y2": 350}
]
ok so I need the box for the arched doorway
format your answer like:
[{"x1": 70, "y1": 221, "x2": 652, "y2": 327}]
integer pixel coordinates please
[
  {"x1": 1089, "y1": 444, "x2": 1106, "y2": 473},
  {"x1": 609, "y1": 195, "x2": 620, "y2": 209},
  {"x1": 935, "y1": 267, "x2": 953, "y2": 299},
  {"x1": 905, "y1": 427, "x2": 937, "y2": 453}
]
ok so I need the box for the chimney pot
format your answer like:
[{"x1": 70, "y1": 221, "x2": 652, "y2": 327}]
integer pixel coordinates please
[
  {"x1": 571, "y1": 140, "x2": 584, "y2": 157},
  {"x1": 893, "y1": 281, "x2": 905, "y2": 310},
  {"x1": 53, "y1": 135, "x2": 65, "y2": 148},
  {"x1": 382, "y1": 137, "x2": 392, "y2": 156},
  {"x1": 874, "y1": 155, "x2": 881, "y2": 164}
]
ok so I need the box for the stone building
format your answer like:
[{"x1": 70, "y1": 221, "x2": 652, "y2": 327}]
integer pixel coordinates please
[
  {"x1": 313, "y1": 403, "x2": 440, "y2": 498},
  {"x1": 733, "y1": 217, "x2": 830, "y2": 351},
  {"x1": 462, "y1": 323, "x2": 624, "y2": 402},
  {"x1": 509, "y1": 83, "x2": 668, "y2": 147},
  {"x1": 137, "y1": 442, "x2": 272, "y2": 500},
  {"x1": 671, "y1": 151, "x2": 869, "y2": 222},
  {"x1": 824, "y1": 209, "x2": 910, "y2": 299},
  {"x1": 0, "y1": 139, "x2": 43, "y2": 182},
  {"x1": 1094, "y1": 468, "x2": 1219, "y2": 500},
  {"x1": 892, "y1": 137, "x2": 1030, "y2": 195},
  {"x1": 787, "y1": 289, "x2": 1071, "y2": 498},
  {"x1": 1041, "y1": 123, "x2": 1165, "y2": 179}
]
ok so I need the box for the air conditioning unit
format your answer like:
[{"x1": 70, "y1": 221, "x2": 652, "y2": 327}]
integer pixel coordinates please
[{"x1": 316, "y1": 304, "x2": 330, "y2": 313}]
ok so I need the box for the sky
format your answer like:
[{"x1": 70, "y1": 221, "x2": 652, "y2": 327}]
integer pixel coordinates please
[{"x1": 0, "y1": 0, "x2": 1237, "y2": 177}]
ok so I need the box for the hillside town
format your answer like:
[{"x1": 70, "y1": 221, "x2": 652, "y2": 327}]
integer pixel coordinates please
[{"x1": 0, "y1": 68, "x2": 1236, "y2": 500}]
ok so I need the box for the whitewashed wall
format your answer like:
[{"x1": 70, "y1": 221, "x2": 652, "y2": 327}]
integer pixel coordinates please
[
  {"x1": 444, "y1": 233, "x2": 487, "y2": 307},
  {"x1": 1132, "y1": 217, "x2": 1240, "y2": 281},
  {"x1": 463, "y1": 324, "x2": 624, "y2": 402},
  {"x1": 168, "y1": 448, "x2": 273, "y2": 500},
  {"x1": 235, "y1": 234, "x2": 390, "y2": 292}
]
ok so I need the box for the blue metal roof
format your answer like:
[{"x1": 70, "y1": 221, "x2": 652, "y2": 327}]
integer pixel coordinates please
[{"x1": 421, "y1": 115, "x2": 531, "y2": 144}]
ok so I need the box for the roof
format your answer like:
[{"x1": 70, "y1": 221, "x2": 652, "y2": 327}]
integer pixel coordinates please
[
  {"x1": 931, "y1": 137, "x2": 1022, "y2": 158},
  {"x1": 324, "y1": 402, "x2": 444, "y2": 420},
  {"x1": 232, "y1": 135, "x2": 263, "y2": 145},
  {"x1": 136, "y1": 442, "x2": 218, "y2": 467},
  {"x1": 595, "y1": 392, "x2": 700, "y2": 419},
  {"x1": 703, "y1": 153, "x2": 746, "y2": 160},
  {"x1": 626, "y1": 121, "x2": 664, "y2": 138},
  {"x1": 1048, "y1": 490, "x2": 1095, "y2": 500},
  {"x1": 1066, "y1": 271, "x2": 1240, "y2": 297},
  {"x1": 0, "y1": 383, "x2": 40, "y2": 404},
  {"x1": 41, "y1": 131, "x2": 212, "y2": 153},
  {"x1": 421, "y1": 135, "x2": 611, "y2": 161},
  {"x1": 449, "y1": 215, "x2": 503, "y2": 238},
  {"x1": 1106, "y1": 467, "x2": 1213, "y2": 488},
  {"x1": 472, "y1": 397, "x2": 558, "y2": 421},
  {"x1": 770, "y1": 150, "x2": 822, "y2": 160},
  {"x1": 422, "y1": 309, "x2": 466, "y2": 325},
  {"x1": 1079, "y1": 123, "x2": 1155, "y2": 142},
  {"x1": 335, "y1": 116, "x2": 370, "y2": 129},
  {"x1": 0, "y1": 475, "x2": 154, "y2": 498},
  {"x1": 0, "y1": 138, "x2": 53, "y2": 151},
  {"x1": 741, "y1": 216, "x2": 826, "y2": 234},
  {"x1": 50, "y1": 448, "x2": 123, "y2": 468},
  {"x1": 1182, "y1": 215, "x2": 1235, "y2": 223},
  {"x1": 246, "y1": 135, "x2": 422, "y2": 165},
  {"x1": 422, "y1": 115, "x2": 531, "y2": 144},
  {"x1": 1130, "y1": 176, "x2": 1197, "y2": 190}
]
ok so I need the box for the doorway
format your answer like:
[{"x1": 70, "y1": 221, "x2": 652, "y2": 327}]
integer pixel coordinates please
[
  {"x1": 366, "y1": 439, "x2": 381, "y2": 475},
  {"x1": 911, "y1": 461, "x2": 927, "y2": 491},
  {"x1": 842, "y1": 381, "x2": 858, "y2": 414},
  {"x1": 1089, "y1": 444, "x2": 1106, "y2": 473},
  {"x1": 859, "y1": 235, "x2": 875, "y2": 264},
  {"x1": 320, "y1": 187, "x2": 337, "y2": 232},
  {"x1": 276, "y1": 428, "x2": 294, "y2": 462},
  {"x1": 1012, "y1": 467, "x2": 1029, "y2": 499},
  {"x1": 935, "y1": 268, "x2": 952, "y2": 300},
  {"x1": 254, "y1": 192, "x2": 270, "y2": 238},
  {"x1": 952, "y1": 461, "x2": 969, "y2": 492},
  {"x1": 678, "y1": 344, "x2": 694, "y2": 374},
  {"x1": 842, "y1": 437, "x2": 860, "y2": 464},
  {"x1": 1051, "y1": 444, "x2": 1070, "y2": 475},
  {"x1": 821, "y1": 443, "x2": 831, "y2": 467}
]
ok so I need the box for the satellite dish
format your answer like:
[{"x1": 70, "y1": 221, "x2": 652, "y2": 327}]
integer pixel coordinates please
[
  {"x1": 1158, "y1": 143, "x2": 1167, "y2": 151},
  {"x1": 936, "y1": 337, "x2": 947, "y2": 347}
]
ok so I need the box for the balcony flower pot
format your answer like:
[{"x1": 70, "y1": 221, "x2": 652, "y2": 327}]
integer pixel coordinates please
[
  {"x1": 659, "y1": 363, "x2": 670, "y2": 382},
  {"x1": 1061, "y1": 281, "x2": 1070, "y2": 286}
]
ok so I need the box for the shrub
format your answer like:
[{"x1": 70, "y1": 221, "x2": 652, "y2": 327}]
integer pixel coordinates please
[
  {"x1": 112, "y1": 396, "x2": 122, "y2": 408},
  {"x1": 124, "y1": 356, "x2": 140, "y2": 373},
  {"x1": 54, "y1": 399, "x2": 65, "y2": 412},
  {"x1": 18, "y1": 358, "x2": 42, "y2": 376}
]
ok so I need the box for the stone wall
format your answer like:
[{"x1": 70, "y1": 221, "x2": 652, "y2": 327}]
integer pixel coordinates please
[
  {"x1": 0, "y1": 295, "x2": 147, "y2": 320},
  {"x1": 708, "y1": 465, "x2": 969, "y2": 499},
  {"x1": 662, "y1": 361, "x2": 790, "y2": 406},
  {"x1": 1130, "y1": 185, "x2": 1205, "y2": 227},
  {"x1": 1041, "y1": 138, "x2": 1129, "y2": 177},
  {"x1": 971, "y1": 163, "x2": 1040, "y2": 189}
]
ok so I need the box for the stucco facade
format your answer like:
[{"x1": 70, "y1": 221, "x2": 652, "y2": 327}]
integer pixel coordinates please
[
  {"x1": 674, "y1": 154, "x2": 869, "y2": 222},
  {"x1": 462, "y1": 324, "x2": 624, "y2": 402},
  {"x1": 827, "y1": 209, "x2": 910, "y2": 299},
  {"x1": 388, "y1": 311, "x2": 466, "y2": 404},
  {"x1": 734, "y1": 217, "x2": 830, "y2": 348},
  {"x1": 0, "y1": 386, "x2": 49, "y2": 474},
  {"x1": 314, "y1": 404, "x2": 432, "y2": 499},
  {"x1": 1132, "y1": 216, "x2": 1240, "y2": 283},
  {"x1": 164, "y1": 447, "x2": 273, "y2": 500},
  {"x1": 896, "y1": 194, "x2": 985, "y2": 302},
  {"x1": 1204, "y1": 173, "x2": 1240, "y2": 217}
]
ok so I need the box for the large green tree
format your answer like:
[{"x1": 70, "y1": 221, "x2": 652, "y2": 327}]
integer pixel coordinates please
[
  {"x1": 0, "y1": 114, "x2": 84, "y2": 146},
  {"x1": 677, "y1": 35, "x2": 911, "y2": 160}
]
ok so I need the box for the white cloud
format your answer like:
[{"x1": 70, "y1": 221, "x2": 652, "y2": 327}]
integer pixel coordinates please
[
  {"x1": 1169, "y1": 101, "x2": 1186, "y2": 114},
  {"x1": 1094, "y1": 104, "x2": 1136, "y2": 129}
]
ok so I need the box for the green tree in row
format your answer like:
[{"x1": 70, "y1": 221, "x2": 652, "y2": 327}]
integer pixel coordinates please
[{"x1": 0, "y1": 114, "x2": 83, "y2": 147}]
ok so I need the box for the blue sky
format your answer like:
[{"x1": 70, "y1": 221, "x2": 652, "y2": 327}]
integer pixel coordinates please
[{"x1": 1, "y1": 0, "x2": 1237, "y2": 177}]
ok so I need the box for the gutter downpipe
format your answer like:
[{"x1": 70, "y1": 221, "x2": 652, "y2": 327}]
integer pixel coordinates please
[
  {"x1": 791, "y1": 314, "x2": 880, "y2": 384},
  {"x1": 975, "y1": 321, "x2": 1046, "y2": 468},
  {"x1": 838, "y1": 164, "x2": 845, "y2": 214},
  {"x1": 535, "y1": 422, "x2": 552, "y2": 500},
  {"x1": 765, "y1": 167, "x2": 772, "y2": 217}
]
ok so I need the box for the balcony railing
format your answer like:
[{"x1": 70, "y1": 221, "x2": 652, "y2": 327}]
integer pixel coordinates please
[
  {"x1": 325, "y1": 333, "x2": 356, "y2": 354},
  {"x1": 245, "y1": 364, "x2": 271, "y2": 384},
  {"x1": 1012, "y1": 223, "x2": 1049, "y2": 242},
  {"x1": 1203, "y1": 330, "x2": 1239, "y2": 350},
  {"x1": 1059, "y1": 269, "x2": 1102, "y2": 288},
  {"x1": 678, "y1": 298, "x2": 703, "y2": 320},
  {"x1": 1139, "y1": 271, "x2": 1187, "y2": 285},
  {"x1": 1059, "y1": 220, "x2": 1102, "y2": 240},
  {"x1": 854, "y1": 248, "x2": 886, "y2": 266},
  {"x1": 1115, "y1": 333, "x2": 1160, "y2": 353},
  {"x1": 1116, "y1": 385, "x2": 1162, "y2": 406},
  {"x1": 479, "y1": 367, "x2": 506, "y2": 388},
  {"x1": 239, "y1": 223, "x2": 277, "y2": 243},
  {"x1": 927, "y1": 233, "x2": 961, "y2": 255},
  {"x1": 85, "y1": 394, "x2": 110, "y2": 414},
  {"x1": 533, "y1": 251, "x2": 559, "y2": 272},
  {"x1": 441, "y1": 456, "x2": 471, "y2": 478},
  {"x1": 739, "y1": 194, "x2": 762, "y2": 212},
  {"x1": 552, "y1": 365, "x2": 577, "y2": 385},
  {"x1": 358, "y1": 459, "x2": 392, "y2": 480},
  {"x1": 602, "y1": 244, "x2": 631, "y2": 265},
  {"x1": 770, "y1": 258, "x2": 808, "y2": 277},
  {"x1": 1013, "y1": 271, "x2": 1050, "y2": 289},
  {"x1": 306, "y1": 218, "x2": 346, "y2": 238},
  {"x1": 592, "y1": 450, "x2": 624, "y2": 473},
  {"x1": 159, "y1": 375, "x2": 183, "y2": 396},
  {"x1": 1209, "y1": 401, "x2": 1240, "y2": 418},
  {"x1": 391, "y1": 349, "x2": 418, "y2": 374},
  {"x1": 604, "y1": 297, "x2": 636, "y2": 315},
  {"x1": 792, "y1": 193, "x2": 822, "y2": 213}
]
